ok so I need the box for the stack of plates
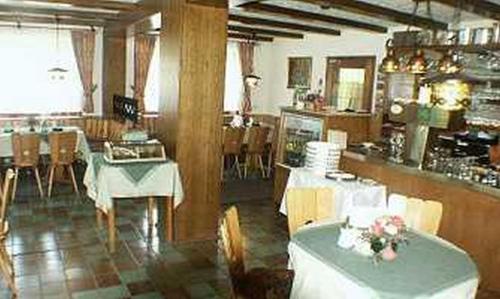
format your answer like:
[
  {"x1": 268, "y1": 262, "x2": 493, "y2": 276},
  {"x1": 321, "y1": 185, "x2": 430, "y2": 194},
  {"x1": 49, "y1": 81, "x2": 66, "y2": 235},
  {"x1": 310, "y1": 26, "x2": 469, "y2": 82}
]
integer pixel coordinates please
[{"x1": 305, "y1": 141, "x2": 342, "y2": 175}]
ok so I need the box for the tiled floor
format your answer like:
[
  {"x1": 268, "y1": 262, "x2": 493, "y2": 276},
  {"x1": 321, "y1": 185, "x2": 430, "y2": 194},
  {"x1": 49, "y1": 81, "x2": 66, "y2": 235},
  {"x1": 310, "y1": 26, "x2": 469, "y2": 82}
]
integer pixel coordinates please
[
  {"x1": 0, "y1": 172, "x2": 289, "y2": 299},
  {"x1": 1, "y1": 171, "x2": 499, "y2": 298}
]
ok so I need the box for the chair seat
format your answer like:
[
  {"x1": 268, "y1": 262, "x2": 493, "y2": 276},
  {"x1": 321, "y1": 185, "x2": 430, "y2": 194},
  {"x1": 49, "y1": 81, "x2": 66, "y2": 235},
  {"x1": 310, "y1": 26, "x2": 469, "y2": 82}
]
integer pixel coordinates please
[{"x1": 237, "y1": 268, "x2": 294, "y2": 299}]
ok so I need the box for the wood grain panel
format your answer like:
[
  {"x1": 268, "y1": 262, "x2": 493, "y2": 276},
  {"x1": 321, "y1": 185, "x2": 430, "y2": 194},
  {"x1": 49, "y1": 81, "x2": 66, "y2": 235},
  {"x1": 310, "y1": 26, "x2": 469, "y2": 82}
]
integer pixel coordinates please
[
  {"x1": 159, "y1": 0, "x2": 227, "y2": 241},
  {"x1": 326, "y1": 115, "x2": 370, "y2": 144},
  {"x1": 102, "y1": 29, "x2": 126, "y2": 116},
  {"x1": 341, "y1": 155, "x2": 500, "y2": 292}
]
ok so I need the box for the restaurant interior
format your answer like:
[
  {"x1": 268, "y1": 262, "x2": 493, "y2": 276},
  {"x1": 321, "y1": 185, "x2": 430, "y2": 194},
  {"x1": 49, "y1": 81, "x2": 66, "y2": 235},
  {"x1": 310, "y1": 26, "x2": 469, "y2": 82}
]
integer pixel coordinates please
[{"x1": 1, "y1": 0, "x2": 500, "y2": 298}]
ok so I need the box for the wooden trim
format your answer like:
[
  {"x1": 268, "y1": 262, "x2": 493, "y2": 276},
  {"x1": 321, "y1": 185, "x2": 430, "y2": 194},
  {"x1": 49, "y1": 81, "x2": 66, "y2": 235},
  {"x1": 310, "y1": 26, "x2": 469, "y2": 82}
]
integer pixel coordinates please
[
  {"x1": 229, "y1": 14, "x2": 341, "y2": 36},
  {"x1": 239, "y1": 2, "x2": 387, "y2": 33}
]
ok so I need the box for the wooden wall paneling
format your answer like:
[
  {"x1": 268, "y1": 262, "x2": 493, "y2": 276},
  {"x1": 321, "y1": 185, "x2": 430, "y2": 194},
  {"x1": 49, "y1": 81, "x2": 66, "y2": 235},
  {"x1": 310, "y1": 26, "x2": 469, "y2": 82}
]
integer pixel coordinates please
[
  {"x1": 159, "y1": 0, "x2": 228, "y2": 241},
  {"x1": 341, "y1": 155, "x2": 500, "y2": 291},
  {"x1": 326, "y1": 116, "x2": 369, "y2": 144},
  {"x1": 102, "y1": 29, "x2": 127, "y2": 116}
]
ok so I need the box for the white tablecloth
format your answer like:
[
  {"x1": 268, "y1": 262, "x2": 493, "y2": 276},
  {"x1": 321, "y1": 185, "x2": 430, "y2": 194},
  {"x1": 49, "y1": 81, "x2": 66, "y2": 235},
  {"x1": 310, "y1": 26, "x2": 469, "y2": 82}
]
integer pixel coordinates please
[
  {"x1": 288, "y1": 225, "x2": 479, "y2": 299},
  {"x1": 83, "y1": 153, "x2": 184, "y2": 213},
  {"x1": 0, "y1": 127, "x2": 91, "y2": 161},
  {"x1": 280, "y1": 168, "x2": 387, "y2": 221}
]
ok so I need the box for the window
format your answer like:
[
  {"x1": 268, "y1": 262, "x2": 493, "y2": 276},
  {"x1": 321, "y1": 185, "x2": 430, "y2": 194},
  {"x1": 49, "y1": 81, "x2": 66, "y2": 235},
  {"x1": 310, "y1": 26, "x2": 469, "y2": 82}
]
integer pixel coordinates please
[
  {"x1": 224, "y1": 42, "x2": 243, "y2": 112},
  {"x1": 0, "y1": 27, "x2": 83, "y2": 114},
  {"x1": 144, "y1": 37, "x2": 160, "y2": 112},
  {"x1": 336, "y1": 68, "x2": 365, "y2": 111}
]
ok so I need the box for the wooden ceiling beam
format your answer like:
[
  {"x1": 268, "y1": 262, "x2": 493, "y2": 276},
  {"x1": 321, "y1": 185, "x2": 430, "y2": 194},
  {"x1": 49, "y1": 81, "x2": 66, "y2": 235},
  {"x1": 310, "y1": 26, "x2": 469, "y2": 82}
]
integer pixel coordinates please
[
  {"x1": 21, "y1": 0, "x2": 138, "y2": 11},
  {"x1": 0, "y1": 14, "x2": 105, "y2": 27},
  {"x1": 228, "y1": 14, "x2": 341, "y2": 36},
  {"x1": 297, "y1": 0, "x2": 448, "y2": 30},
  {"x1": 0, "y1": 4, "x2": 118, "y2": 20},
  {"x1": 430, "y1": 0, "x2": 500, "y2": 21},
  {"x1": 228, "y1": 24, "x2": 303, "y2": 38},
  {"x1": 239, "y1": 2, "x2": 387, "y2": 33},
  {"x1": 228, "y1": 32, "x2": 274, "y2": 42}
]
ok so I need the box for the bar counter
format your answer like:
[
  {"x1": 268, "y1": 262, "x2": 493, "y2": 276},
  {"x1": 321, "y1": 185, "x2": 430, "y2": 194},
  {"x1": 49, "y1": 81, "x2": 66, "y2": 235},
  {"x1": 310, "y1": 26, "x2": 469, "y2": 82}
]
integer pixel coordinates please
[{"x1": 340, "y1": 150, "x2": 500, "y2": 292}]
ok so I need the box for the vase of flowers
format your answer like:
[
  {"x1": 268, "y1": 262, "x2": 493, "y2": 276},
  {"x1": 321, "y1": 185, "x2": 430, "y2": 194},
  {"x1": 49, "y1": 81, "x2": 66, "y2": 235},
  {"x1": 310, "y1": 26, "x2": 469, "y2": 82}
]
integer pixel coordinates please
[{"x1": 360, "y1": 215, "x2": 409, "y2": 263}]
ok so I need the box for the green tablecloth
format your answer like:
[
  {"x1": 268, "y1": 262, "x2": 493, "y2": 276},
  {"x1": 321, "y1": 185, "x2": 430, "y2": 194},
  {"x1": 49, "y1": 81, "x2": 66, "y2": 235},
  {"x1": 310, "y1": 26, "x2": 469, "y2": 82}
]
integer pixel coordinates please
[
  {"x1": 291, "y1": 224, "x2": 478, "y2": 299},
  {"x1": 92, "y1": 153, "x2": 166, "y2": 184}
]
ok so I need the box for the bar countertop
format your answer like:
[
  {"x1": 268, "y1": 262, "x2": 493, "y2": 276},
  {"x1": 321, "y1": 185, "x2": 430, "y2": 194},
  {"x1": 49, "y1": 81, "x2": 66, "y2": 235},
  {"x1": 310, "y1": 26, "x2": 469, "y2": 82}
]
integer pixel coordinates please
[
  {"x1": 342, "y1": 148, "x2": 500, "y2": 200},
  {"x1": 281, "y1": 106, "x2": 372, "y2": 118}
]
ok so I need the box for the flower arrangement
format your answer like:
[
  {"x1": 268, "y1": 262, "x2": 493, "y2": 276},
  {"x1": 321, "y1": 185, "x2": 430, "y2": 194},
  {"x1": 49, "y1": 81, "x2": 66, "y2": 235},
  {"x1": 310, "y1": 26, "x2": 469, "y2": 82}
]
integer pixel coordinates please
[{"x1": 360, "y1": 215, "x2": 409, "y2": 263}]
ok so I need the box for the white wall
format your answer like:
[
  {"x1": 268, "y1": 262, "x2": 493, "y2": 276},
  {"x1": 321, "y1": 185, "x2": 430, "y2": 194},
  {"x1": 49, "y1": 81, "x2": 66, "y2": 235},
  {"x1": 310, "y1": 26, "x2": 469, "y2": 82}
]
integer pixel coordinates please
[{"x1": 252, "y1": 30, "x2": 390, "y2": 115}]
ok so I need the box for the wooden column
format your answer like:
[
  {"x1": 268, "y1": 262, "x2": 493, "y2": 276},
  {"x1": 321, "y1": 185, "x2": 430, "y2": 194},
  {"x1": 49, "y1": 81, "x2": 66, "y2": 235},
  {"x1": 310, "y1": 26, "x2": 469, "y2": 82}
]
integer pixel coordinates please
[
  {"x1": 159, "y1": 0, "x2": 228, "y2": 241},
  {"x1": 102, "y1": 29, "x2": 126, "y2": 116}
]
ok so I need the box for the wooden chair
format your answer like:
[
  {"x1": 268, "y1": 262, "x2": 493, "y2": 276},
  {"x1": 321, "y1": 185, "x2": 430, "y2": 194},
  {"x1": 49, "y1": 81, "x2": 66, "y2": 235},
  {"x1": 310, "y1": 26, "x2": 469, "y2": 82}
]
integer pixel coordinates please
[
  {"x1": 108, "y1": 120, "x2": 127, "y2": 141},
  {"x1": 222, "y1": 127, "x2": 245, "y2": 179},
  {"x1": 220, "y1": 206, "x2": 294, "y2": 299},
  {"x1": 11, "y1": 133, "x2": 44, "y2": 200},
  {"x1": 47, "y1": 132, "x2": 79, "y2": 197},
  {"x1": 266, "y1": 126, "x2": 279, "y2": 178},
  {"x1": 285, "y1": 188, "x2": 334, "y2": 236},
  {"x1": 244, "y1": 126, "x2": 270, "y2": 179},
  {"x1": 387, "y1": 194, "x2": 443, "y2": 235},
  {"x1": 0, "y1": 169, "x2": 17, "y2": 296}
]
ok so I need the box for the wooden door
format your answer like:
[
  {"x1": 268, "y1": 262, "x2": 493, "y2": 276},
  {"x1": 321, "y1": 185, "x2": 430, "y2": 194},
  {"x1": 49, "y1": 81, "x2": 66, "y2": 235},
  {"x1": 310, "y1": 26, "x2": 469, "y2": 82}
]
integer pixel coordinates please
[{"x1": 325, "y1": 56, "x2": 376, "y2": 112}]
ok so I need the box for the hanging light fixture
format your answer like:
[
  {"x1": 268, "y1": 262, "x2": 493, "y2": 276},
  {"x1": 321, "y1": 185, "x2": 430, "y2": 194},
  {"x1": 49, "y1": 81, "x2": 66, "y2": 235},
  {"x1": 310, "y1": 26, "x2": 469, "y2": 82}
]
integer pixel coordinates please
[
  {"x1": 48, "y1": 15, "x2": 68, "y2": 80},
  {"x1": 437, "y1": 49, "x2": 462, "y2": 74},
  {"x1": 381, "y1": 39, "x2": 399, "y2": 73},
  {"x1": 408, "y1": 49, "x2": 427, "y2": 74}
]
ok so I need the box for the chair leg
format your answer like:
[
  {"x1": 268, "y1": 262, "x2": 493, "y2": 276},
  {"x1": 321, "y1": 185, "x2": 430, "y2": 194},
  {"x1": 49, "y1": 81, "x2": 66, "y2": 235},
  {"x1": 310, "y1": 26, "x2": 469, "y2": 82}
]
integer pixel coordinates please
[
  {"x1": 244, "y1": 154, "x2": 249, "y2": 179},
  {"x1": 267, "y1": 152, "x2": 273, "y2": 178},
  {"x1": 221, "y1": 155, "x2": 225, "y2": 181},
  {"x1": 11, "y1": 168, "x2": 18, "y2": 202},
  {"x1": 68, "y1": 165, "x2": 79, "y2": 196},
  {"x1": 47, "y1": 166, "x2": 55, "y2": 198},
  {"x1": 33, "y1": 168, "x2": 44, "y2": 198},
  {"x1": 0, "y1": 245, "x2": 16, "y2": 297},
  {"x1": 234, "y1": 156, "x2": 242, "y2": 179},
  {"x1": 258, "y1": 155, "x2": 266, "y2": 179}
]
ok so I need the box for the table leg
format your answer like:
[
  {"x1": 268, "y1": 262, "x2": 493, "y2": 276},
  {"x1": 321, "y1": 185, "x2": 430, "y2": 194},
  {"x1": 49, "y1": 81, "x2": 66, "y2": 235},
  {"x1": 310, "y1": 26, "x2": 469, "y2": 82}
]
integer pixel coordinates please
[
  {"x1": 96, "y1": 209, "x2": 103, "y2": 229},
  {"x1": 147, "y1": 197, "x2": 155, "y2": 227},
  {"x1": 108, "y1": 208, "x2": 116, "y2": 253},
  {"x1": 165, "y1": 197, "x2": 174, "y2": 242}
]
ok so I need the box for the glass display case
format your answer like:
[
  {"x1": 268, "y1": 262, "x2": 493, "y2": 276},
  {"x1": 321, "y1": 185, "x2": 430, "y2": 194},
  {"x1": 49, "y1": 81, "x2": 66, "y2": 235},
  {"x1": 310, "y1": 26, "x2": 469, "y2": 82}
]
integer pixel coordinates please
[
  {"x1": 278, "y1": 112, "x2": 324, "y2": 167},
  {"x1": 104, "y1": 140, "x2": 166, "y2": 163}
]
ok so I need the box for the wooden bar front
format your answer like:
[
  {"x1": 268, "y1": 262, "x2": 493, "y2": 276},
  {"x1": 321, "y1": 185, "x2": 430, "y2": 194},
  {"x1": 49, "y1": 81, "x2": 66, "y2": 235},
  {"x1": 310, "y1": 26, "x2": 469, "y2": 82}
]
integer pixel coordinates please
[{"x1": 341, "y1": 153, "x2": 500, "y2": 292}]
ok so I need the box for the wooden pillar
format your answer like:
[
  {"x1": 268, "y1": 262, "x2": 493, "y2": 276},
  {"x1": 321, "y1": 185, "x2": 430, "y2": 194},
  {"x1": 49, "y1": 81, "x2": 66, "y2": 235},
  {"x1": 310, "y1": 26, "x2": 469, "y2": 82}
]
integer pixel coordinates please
[
  {"x1": 159, "y1": 0, "x2": 227, "y2": 241},
  {"x1": 102, "y1": 29, "x2": 126, "y2": 116}
]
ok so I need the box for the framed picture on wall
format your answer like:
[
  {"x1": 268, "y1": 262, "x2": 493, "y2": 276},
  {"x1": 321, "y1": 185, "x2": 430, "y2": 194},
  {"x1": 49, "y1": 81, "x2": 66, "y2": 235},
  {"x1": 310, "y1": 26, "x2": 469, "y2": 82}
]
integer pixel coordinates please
[{"x1": 287, "y1": 57, "x2": 312, "y2": 89}]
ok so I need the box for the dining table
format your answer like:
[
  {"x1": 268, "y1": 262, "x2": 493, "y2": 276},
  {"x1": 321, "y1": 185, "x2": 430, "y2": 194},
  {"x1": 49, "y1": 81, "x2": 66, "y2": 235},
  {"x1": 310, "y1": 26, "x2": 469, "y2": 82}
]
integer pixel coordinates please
[
  {"x1": 280, "y1": 168, "x2": 387, "y2": 222},
  {"x1": 288, "y1": 223, "x2": 479, "y2": 299},
  {"x1": 0, "y1": 126, "x2": 91, "y2": 161},
  {"x1": 84, "y1": 153, "x2": 184, "y2": 252}
]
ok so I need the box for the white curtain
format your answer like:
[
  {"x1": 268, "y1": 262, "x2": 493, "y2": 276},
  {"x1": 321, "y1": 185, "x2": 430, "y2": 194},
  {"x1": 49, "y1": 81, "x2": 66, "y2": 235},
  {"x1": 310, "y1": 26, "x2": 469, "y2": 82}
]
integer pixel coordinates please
[
  {"x1": 0, "y1": 27, "x2": 83, "y2": 113},
  {"x1": 144, "y1": 38, "x2": 160, "y2": 113},
  {"x1": 224, "y1": 41, "x2": 244, "y2": 112}
]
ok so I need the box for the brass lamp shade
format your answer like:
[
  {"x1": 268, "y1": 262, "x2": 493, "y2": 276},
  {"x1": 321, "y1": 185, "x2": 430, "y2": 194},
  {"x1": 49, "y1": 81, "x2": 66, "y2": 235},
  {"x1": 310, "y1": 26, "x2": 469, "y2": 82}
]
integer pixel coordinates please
[
  {"x1": 437, "y1": 50, "x2": 462, "y2": 74},
  {"x1": 381, "y1": 49, "x2": 399, "y2": 73},
  {"x1": 408, "y1": 49, "x2": 427, "y2": 74}
]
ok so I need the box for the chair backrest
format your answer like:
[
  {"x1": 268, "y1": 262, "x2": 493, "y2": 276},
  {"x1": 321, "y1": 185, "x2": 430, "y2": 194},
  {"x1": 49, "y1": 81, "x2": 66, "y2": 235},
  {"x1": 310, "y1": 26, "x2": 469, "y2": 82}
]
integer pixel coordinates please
[
  {"x1": 219, "y1": 206, "x2": 246, "y2": 293},
  {"x1": 49, "y1": 131, "x2": 78, "y2": 165},
  {"x1": 0, "y1": 169, "x2": 14, "y2": 240},
  {"x1": 247, "y1": 126, "x2": 270, "y2": 154},
  {"x1": 109, "y1": 120, "x2": 127, "y2": 141},
  {"x1": 286, "y1": 187, "x2": 334, "y2": 236},
  {"x1": 387, "y1": 194, "x2": 443, "y2": 235},
  {"x1": 11, "y1": 133, "x2": 41, "y2": 167},
  {"x1": 223, "y1": 127, "x2": 245, "y2": 155}
]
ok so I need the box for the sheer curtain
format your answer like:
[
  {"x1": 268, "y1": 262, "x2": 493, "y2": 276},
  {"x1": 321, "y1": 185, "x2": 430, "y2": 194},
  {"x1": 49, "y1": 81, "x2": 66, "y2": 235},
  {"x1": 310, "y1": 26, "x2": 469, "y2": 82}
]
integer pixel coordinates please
[
  {"x1": 224, "y1": 42, "x2": 243, "y2": 112},
  {"x1": 0, "y1": 27, "x2": 82, "y2": 114},
  {"x1": 144, "y1": 39, "x2": 160, "y2": 113}
]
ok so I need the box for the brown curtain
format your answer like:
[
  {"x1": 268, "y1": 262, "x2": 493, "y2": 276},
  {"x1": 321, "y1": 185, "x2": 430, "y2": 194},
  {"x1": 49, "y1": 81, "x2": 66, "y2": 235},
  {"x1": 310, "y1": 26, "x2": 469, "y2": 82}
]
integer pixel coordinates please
[
  {"x1": 238, "y1": 41, "x2": 255, "y2": 114},
  {"x1": 71, "y1": 30, "x2": 96, "y2": 113},
  {"x1": 134, "y1": 35, "x2": 157, "y2": 113}
]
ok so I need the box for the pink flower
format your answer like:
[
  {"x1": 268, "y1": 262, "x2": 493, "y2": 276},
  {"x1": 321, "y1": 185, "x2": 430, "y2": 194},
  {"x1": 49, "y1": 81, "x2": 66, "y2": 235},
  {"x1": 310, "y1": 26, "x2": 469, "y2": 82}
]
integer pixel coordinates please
[
  {"x1": 381, "y1": 246, "x2": 398, "y2": 261},
  {"x1": 390, "y1": 216, "x2": 405, "y2": 230},
  {"x1": 371, "y1": 223, "x2": 384, "y2": 237}
]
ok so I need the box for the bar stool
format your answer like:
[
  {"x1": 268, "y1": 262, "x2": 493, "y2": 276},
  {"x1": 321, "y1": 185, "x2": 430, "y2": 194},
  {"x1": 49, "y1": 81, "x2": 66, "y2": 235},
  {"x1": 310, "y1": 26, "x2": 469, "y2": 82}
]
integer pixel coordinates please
[
  {"x1": 47, "y1": 132, "x2": 79, "y2": 197},
  {"x1": 244, "y1": 126, "x2": 270, "y2": 179},
  {"x1": 11, "y1": 133, "x2": 44, "y2": 200}
]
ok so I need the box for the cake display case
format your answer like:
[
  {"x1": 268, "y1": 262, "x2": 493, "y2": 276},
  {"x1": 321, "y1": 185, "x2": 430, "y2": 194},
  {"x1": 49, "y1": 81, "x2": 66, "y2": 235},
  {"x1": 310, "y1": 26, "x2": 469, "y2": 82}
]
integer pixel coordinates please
[{"x1": 103, "y1": 140, "x2": 166, "y2": 163}]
